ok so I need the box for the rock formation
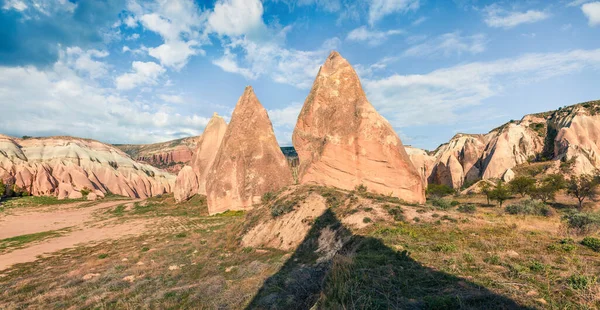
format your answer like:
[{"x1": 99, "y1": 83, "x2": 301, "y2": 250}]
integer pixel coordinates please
[
  {"x1": 412, "y1": 100, "x2": 600, "y2": 189},
  {"x1": 173, "y1": 113, "x2": 228, "y2": 202},
  {"x1": 292, "y1": 51, "x2": 425, "y2": 203},
  {"x1": 404, "y1": 146, "x2": 435, "y2": 187},
  {"x1": 173, "y1": 166, "x2": 198, "y2": 203},
  {"x1": 205, "y1": 86, "x2": 293, "y2": 215},
  {"x1": 0, "y1": 135, "x2": 174, "y2": 199},
  {"x1": 115, "y1": 137, "x2": 197, "y2": 174}
]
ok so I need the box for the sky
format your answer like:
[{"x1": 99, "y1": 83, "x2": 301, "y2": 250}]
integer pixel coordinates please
[{"x1": 0, "y1": 0, "x2": 599, "y2": 151}]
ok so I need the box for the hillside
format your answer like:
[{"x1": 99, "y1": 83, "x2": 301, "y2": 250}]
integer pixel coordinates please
[
  {"x1": 114, "y1": 136, "x2": 198, "y2": 174},
  {"x1": 413, "y1": 100, "x2": 600, "y2": 189},
  {"x1": 0, "y1": 135, "x2": 174, "y2": 199}
]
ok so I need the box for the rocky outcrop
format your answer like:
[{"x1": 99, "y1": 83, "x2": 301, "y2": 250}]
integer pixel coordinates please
[
  {"x1": 173, "y1": 113, "x2": 228, "y2": 202},
  {"x1": 205, "y1": 87, "x2": 293, "y2": 215},
  {"x1": 0, "y1": 135, "x2": 175, "y2": 199},
  {"x1": 404, "y1": 146, "x2": 435, "y2": 187},
  {"x1": 115, "y1": 137, "x2": 197, "y2": 174},
  {"x1": 422, "y1": 101, "x2": 600, "y2": 189},
  {"x1": 173, "y1": 166, "x2": 198, "y2": 203},
  {"x1": 292, "y1": 51, "x2": 425, "y2": 204}
]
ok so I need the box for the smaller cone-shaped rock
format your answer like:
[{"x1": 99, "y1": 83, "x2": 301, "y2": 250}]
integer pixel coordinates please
[
  {"x1": 206, "y1": 86, "x2": 293, "y2": 215},
  {"x1": 173, "y1": 113, "x2": 227, "y2": 202},
  {"x1": 174, "y1": 166, "x2": 199, "y2": 202},
  {"x1": 292, "y1": 51, "x2": 425, "y2": 203}
]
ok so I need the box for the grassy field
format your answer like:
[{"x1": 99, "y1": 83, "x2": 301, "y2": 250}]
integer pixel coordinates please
[{"x1": 0, "y1": 188, "x2": 599, "y2": 309}]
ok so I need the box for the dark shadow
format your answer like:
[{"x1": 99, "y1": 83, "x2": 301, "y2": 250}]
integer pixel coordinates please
[{"x1": 247, "y1": 209, "x2": 531, "y2": 310}]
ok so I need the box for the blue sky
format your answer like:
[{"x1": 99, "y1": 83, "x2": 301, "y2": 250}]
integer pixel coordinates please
[{"x1": 0, "y1": 0, "x2": 599, "y2": 150}]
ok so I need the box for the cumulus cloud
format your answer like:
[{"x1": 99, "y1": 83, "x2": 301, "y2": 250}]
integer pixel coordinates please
[
  {"x1": 207, "y1": 0, "x2": 266, "y2": 37},
  {"x1": 0, "y1": 53, "x2": 209, "y2": 143},
  {"x1": 368, "y1": 0, "x2": 420, "y2": 26},
  {"x1": 64, "y1": 47, "x2": 110, "y2": 79},
  {"x1": 363, "y1": 49, "x2": 600, "y2": 128},
  {"x1": 268, "y1": 102, "x2": 303, "y2": 146},
  {"x1": 115, "y1": 61, "x2": 166, "y2": 90},
  {"x1": 582, "y1": 2, "x2": 600, "y2": 26},
  {"x1": 403, "y1": 32, "x2": 487, "y2": 57},
  {"x1": 132, "y1": 0, "x2": 207, "y2": 70},
  {"x1": 346, "y1": 26, "x2": 404, "y2": 46},
  {"x1": 159, "y1": 94, "x2": 185, "y2": 104},
  {"x1": 483, "y1": 5, "x2": 551, "y2": 28}
]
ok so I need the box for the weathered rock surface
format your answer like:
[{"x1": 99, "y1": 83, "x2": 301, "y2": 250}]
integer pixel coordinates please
[
  {"x1": 404, "y1": 146, "x2": 435, "y2": 187},
  {"x1": 292, "y1": 51, "x2": 425, "y2": 204},
  {"x1": 205, "y1": 87, "x2": 293, "y2": 215},
  {"x1": 115, "y1": 137, "x2": 197, "y2": 174},
  {"x1": 173, "y1": 113, "x2": 228, "y2": 202},
  {"x1": 0, "y1": 135, "x2": 174, "y2": 199},
  {"x1": 173, "y1": 166, "x2": 198, "y2": 203},
  {"x1": 190, "y1": 113, "x2": 228, "y2": 196}
]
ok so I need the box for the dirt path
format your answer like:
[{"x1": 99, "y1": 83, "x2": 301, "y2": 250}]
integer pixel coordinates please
[
  {"x1": 0, "y1": 199, "x2": 148, "y2": 271},
  {"x1": 0, "y1": 200, "x2": 140, "y2": 240}
]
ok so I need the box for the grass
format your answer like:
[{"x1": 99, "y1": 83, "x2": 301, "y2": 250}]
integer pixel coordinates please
[
  {"x1": 1, "y1": 188, "x2": 600, "y2": 309},
  {"x1": 0, "y1": 228, "x2": 70, "y2": 253}
]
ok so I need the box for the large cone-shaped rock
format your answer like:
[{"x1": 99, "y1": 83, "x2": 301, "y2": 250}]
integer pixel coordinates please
[
  {"x1": 191, "y1": 113, "x2": 228, "y2": 195},
  {"x1": 174, "y1": 166, "x2": 198, "y2": 202},
  {"x1": 292, "y1": 51, "x2": 425, "y2": 203},
  {"x1": 173, "y1": 113, "x2": 227, "y2": 202},
  {"x1": 205, "y1": 86, "x2": 294, "y2": 215}
]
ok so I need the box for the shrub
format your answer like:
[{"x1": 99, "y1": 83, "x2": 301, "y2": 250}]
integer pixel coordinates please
[
  {"x1": 261, "y1": 191, "x2": 276, "y2": 204},
  {"x1": 548, "y1": 239, "x2": 576, "y2": 252},
  {"x1": 80, "y1": 187, "x2": 91, "y2": 197},
  {"x1": 563, "y1": 212, "x2": 600, "y2": 235},
  {"x1": 355, "y1": 184, "x2": 367, "y2": 193},
  {"x1": 383, "y1": 205, "x2": 405, "y2": 222},
  {"x1": 581, "y1": 237, "x2": 600, "y2": 252},
  {"x1": 484, "y1": 255, "x2": 502, "y2": 265},
  {"x1": 426, "y1": 184, "x2": 454, "y2": 197},
  {"x1": 270, "y1": 199, "x2": 296, "y2": 217},
  {"x1": 567, "y1": 274, "x2": 596, "y2": 290},
  {"x1": 429, "y1": 198, "x2": 451, "y2": 210},
  {"x1": 457, "y1": 204, "x2": 476, "y2": 214},
  {"x1": 505, "y1": 199, "x2": 552, "y2": 216},
  {"x1": 450, "y1": 200, "x2": 460, "y2": 206},
  {"x1": 362, "y1": 217, "x2": 372, "y2": 223},
  {"x1": 432, "y1": 243, "x2": 457, "y2": 253}
]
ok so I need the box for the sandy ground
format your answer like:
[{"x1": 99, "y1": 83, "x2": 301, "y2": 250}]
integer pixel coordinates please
[{"x1": 0, "y1": 199, "x2": 154, "y2": 271}]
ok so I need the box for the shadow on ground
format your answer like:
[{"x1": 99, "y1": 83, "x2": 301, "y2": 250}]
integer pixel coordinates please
[{"x1": 247, "y1": 209, "x2": 531, "y2": 310}]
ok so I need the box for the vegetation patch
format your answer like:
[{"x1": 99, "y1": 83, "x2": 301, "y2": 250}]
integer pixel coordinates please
[
  {"x1": 0, "y1": 229, "x2": 69, "y2": 253},
  {"x1": 581, "y1": 237, "x2": 600, "y2": 252},
  {"x1": 562, "y1": 211, "x2": 600, "y2": 235},
  {"x1": 504, "y1": 199, "x2": 552, "y2": 216}
]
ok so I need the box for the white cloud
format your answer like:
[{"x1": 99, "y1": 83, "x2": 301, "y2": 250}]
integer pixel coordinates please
[
  {"x1": 368, "y1": 0, "x2": 420, "y2": 26},
  {"x1": 403, "y1": 32, "x2": 487, "y2": 57},
  {"x1": 64, "y1": 47, "x2": 110, "y2": 79},
  {"x1": 484, "y1": 5, "x2": 550, "y2": 28},
  {"x1": 132, "y1": 0, "x2": 207, "y2": 70},
  {"x1": 0, "y1": 53, "x2": 210, "y2": 144},
  {"x1": 115, "y1": 61, "x2": 166, "y2": 90},
  {"x1": 582, "y1": 2, "x2": 600, "y2": 26},
  {"x1": 159, "y1": 94, "x2": 185, "y2": 104},
  {"x1": 268, "y1": 102, "x2": 303, "y2": 127},
  {"x1": 126, "y1": 33, "x2": 140, "y2": 41},
  {"x1": 346, "y1": 26, "x2": 403, "y2": 46},
  {"x1": 207, "y1": 0, "x2": 266, "y2": 36},
  {"x1": 567, "y1": 0, "x2": 592, "y2": 7},
  {"x1": 411, "y1": 16, "x2": 427, "y2": 26},
  {"x1": 215, "y1": 36, "x2": 340, "y2": 88},
  {"x1": 363, "y1": 49, "x2": 600, "y2": 127},
  {"x1": 124, "y1": 15, "x2": 138, "y2": 28},
  {"x1": 2, "y1": 0, "x2": 27, "y2": 11}
]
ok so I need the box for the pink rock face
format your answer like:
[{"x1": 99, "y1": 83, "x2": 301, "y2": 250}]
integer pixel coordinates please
[
  {"x1": 0, "y1": 135, "x2": 175, "y2": 199},
  {"x1": 405, "y1": 146, "x2": 435, "y2": 187},
  {"x1": 292, "y1": 51, "x2": 425, "y2": 204},
  {"x1": 205, "y1": 86, "x2": 294, "y2": 215},
  {"x1": 190, "y1": 113, "x2": 228, "y2": 196},
  {"x1": 174, "y1": 166, "x2": 199, "y2": 203}
]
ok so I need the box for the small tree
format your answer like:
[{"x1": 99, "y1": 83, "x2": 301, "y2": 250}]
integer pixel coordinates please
[
  {"x1": 481, "y1": 182, "x2": 493, "y2": 205},
  {"x1": 0, "y1": 179, "x2": 5, "y2": 199},
  {"x1": 490, "y1": 181, "x2": 511, "y2": 207},
  {"x1": 567, "y1": 174, "x2": 599, "y2": 210},
  {"x1": 508, "y1": 176, "x2": 536, "y2": 197},
  {"x1": 426, "y1": 183, "x2": 454, "y2": 198},
  {"x1": 530, "y1": 174, "x2": 565, "y2": 203}
]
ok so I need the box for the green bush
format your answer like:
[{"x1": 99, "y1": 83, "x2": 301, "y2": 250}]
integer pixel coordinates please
[
  {"x1": 450, "y1": 200, "x2": 460, "y2": 206},
  {"x1": 567, "y1": 274, "x2": 596, "y2": 290},
  {"x1": 362, "y1": 217, "x2": 372, "y2": 223},
  {"x1": 505, "y1": 199, "x2": 552, "y2": 216},
  {"x1": 261, "y1": 191, "x2": 276, "y2": 204},
  {"x1": 457, "y1": 204, "x2": 476, "y2": 214},
  {"x1": 355, "y1": 184, "x2": 368, "y2": 193},
  {"x1": 80, "y1": 187, "x2": 91, "y2": 197},
  {"x1": 426, "y1": 184, "x2": 454, "y2": 197},
  {"x1": 270, "y1": 199, "x2": 296, "y2": 217},
  {"x1": 383, "y1": 205, "x2": 405, "y2": 222},
  {"x1": 563, "y1": 212, "x2": 600, "y2": 235},
  {"x1": 429, "y1": 198, "x2": 451, "y2": 210},
  {"x1": 581, "y1": 237, "x2": 600, "y2": 252}
]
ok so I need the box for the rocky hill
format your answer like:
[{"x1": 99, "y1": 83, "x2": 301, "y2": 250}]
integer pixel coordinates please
[
  {"x1": 0, "y1": 135, "x2": 175, "y2": 199},
  {"x1": 412, "y1": 100, "x2": 600, "y2": 188},
  {"x1": 114, "y1": 137, "x2": 198, "y2": 174}
]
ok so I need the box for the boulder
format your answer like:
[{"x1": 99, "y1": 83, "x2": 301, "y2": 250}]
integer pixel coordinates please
[
  {"x1": 174, "y1": 166, "x2": 199, "y2": 203},
  {"x1": 87, "y1": 192, "x2": 98, "y2": 201},
  {"x1": 292, "y1": 51, "x2": 425, "y2": 204},
  {"x1": 205, "y1": 86, "x2": 294, "y2": 214}
]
